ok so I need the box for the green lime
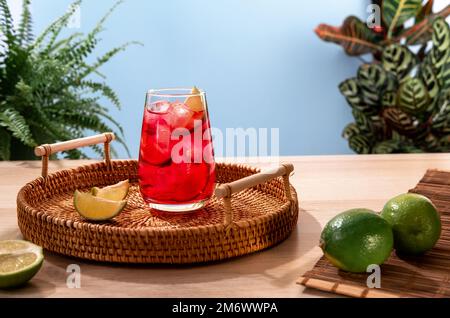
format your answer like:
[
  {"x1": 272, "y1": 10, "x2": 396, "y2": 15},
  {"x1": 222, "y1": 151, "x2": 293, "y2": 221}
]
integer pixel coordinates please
[
  {"x1": 74, "y1": 190, "x2": 127, "y2": 221},
  {"x1": 320, "y1": 208, "x2": 394, "y2": 273},
  {"x1": 0, "y1": 240, "x2": 44, "y2": 289},
  {"x1": 380, "y1": 193, "x2": 441, "y2": 254}
]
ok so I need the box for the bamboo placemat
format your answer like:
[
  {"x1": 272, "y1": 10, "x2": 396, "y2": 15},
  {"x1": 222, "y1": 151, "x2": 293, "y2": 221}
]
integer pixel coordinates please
[{"x1": 298, "y1": 169, "x2": 450, "y2": 298}]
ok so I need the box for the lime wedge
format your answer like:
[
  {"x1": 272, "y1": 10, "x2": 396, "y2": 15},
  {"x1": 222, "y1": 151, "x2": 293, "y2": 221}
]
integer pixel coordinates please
[
  {"x1": 0, "y1": 240, "x2": 44, "y2": 289},
  {"x1": 91, "y1": 179, "x2": 129, "y2": 201},
  {"x1": 185, "y1": 86, "x2": 204, "y2": 112},
  {"x1": 74, "y1": 190, "x2": 127, "y2": 221}
]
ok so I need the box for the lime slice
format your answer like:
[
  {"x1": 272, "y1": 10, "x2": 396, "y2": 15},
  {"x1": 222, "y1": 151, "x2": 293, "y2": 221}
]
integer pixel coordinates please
[
  {"x1": 185, "y1": 86, "x2": 204, "y2": 112},
  {"x1": 74, "y1": 190, "x2": 127, "y2": 221},
  {"x1": 0, "y1": 240, "x2": 44, "y2": 289},
  {"x1": 91, "y1": 180, "x2": 129, "y2": 201}
]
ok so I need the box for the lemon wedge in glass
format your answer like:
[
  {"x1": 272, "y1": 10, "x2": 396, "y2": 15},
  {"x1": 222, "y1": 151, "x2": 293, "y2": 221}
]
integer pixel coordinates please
[{"x1": 185, "y1": 86, "x2": 204, "y2": 112}]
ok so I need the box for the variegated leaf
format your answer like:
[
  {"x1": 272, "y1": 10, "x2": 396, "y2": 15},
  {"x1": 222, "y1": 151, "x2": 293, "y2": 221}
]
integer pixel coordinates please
[
  {"x1": 416, "y1": 0, "x2": 434, "y2": 23},
  {"x1": 403, "y1": 5, "x2": 450, "y2": 45},
  {"x1": 348, "y1": 135, "x2": 371, "y2": 154},
  {"x1": 352, "y1": 108, "x2": 374, "y2": 135},
  {"x1": 439, "y1": 135, "x2": 450, "y2": 149},
  {"x1": 398, "y1": 77, "x2": 430, "y2": 115},
  {"x1": 401, "y1": 144, "x2": 424, "y2": 153},
  {"x1": 339, "y1": 78, "x2": 377, "y2": 115},
  {"x1": 371, "y1": 115, "x2": 389, "y2": 140},
  {"x1": 342, "y1": 123, "x2": 360, "y2": 140},
  {"x1": 432, "y1": 18, "x2": 450, "y2": 60},
  {"x1": 386, "y1": 72, "x2": 399, "y2": 91},
  {"x1": 441, "y1": 52, "x2": 450, "y2": 90},
  {"x1": 442, "y1": 58, "x2": 450, "y2": 90},
  {"x1": 357, "y1": 63, "x2": 388, "y2": 108},
  {"x1": 425, "y1": 17, "x2": 450, "y2": 82},
  {"x1": 419, "y1": 64, "x2": 440, "y2": 112},
  {"x1": 431, "y1": 90, "x2": 450, "y2": 133},
  {"x1": 418, "y1": 133, "x2": 440, "y2": 151},
  {"x1": 383, "y1": 0, "x2": 422, "y2": 38},
  {"x1": 383, "y1": 91, "x2": 397, "y2": 107},
  {"x1": 382, "y1": 44, "x2": 417, "y2": 80},
  {"x1": 383, "y1": 107, "x2": 421, "y2": 136},
  {"x1": 373, "y1": 139, "x2": 402, "y2": 154},
  {"x1": 315, "y1": 16, "x2": 383, "y2": 56}
]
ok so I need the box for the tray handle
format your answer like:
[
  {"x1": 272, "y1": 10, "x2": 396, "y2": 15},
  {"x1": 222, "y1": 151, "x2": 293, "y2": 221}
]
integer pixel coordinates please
[
  {"x1": 215, "y1": 163, "x2": 294, "y2": 230},
  {"x1": 34, "y1": 132, "x2": 115, "y2": 177}
]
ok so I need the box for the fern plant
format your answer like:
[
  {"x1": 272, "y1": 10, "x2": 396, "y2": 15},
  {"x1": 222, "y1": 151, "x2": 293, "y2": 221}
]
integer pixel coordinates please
[
  {"x1": 315, "y1": 0, "x2": 449, "y2": 60},
  {"x1": 341, "y1": 18, "x2": 450, "y2": 154},
  {"x1": 0, "y1": 0, "x2": 137, "y2": 160}
]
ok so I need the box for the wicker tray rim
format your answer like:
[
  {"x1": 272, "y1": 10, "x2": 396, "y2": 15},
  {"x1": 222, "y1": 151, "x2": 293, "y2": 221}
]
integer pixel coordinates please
[{"x1": 17, "y1": 160, "x2": 296, "y2": 234}]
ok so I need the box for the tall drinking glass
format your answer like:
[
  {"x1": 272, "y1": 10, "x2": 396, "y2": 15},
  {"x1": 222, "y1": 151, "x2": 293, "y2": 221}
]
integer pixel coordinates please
[{"x1": 138, "y1": 88, "x2": 216, "y2": 212}]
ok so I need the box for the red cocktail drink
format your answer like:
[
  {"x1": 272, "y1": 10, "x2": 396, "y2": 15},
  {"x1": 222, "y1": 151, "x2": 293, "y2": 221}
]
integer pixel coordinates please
[{"x1": 138, "y1": 88, "x2": 215, "y2": 211}]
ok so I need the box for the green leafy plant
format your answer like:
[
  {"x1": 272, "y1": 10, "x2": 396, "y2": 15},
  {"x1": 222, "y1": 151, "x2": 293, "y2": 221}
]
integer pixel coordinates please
[
  {"x1": 0, "y1": 0, "x2": 138, "y2": 160},
  {"x1": 315, "y1": 0, "x2": 449, "y2": 60},
  {"x1": 341, "y1": 18, "x2": 450, "y2": 154},
  {"x1": 315, "y1": 0, "x2": 450, "y2": 153}
]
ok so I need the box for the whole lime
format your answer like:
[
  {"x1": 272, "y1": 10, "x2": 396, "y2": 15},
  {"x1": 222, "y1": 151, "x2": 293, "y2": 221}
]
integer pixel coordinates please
[
  {"x1": 320, "y1": 208, "x2": 394, "y2": 273},
  {"x1": 380, "y1": 193, "x2": 441, "y2": 255}
]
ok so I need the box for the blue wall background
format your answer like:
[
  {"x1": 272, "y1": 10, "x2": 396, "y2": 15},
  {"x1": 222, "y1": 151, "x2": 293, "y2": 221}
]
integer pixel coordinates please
[{"x1": 27, "y1": 0, "x2": 368, "y2": 158}]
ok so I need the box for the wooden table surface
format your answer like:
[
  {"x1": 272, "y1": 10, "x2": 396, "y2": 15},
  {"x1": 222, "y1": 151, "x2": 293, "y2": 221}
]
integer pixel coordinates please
[{"x1": 1, "y1": 154, "x2": 450, "y2": 298}]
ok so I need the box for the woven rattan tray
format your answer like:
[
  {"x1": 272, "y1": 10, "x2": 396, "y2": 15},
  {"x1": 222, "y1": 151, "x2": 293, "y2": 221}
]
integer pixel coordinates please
[
  {"x1": 17, "y1": 133, "x2": 299, "y2": 264},
  {"x1": 298, "y1": 169, "x2": 450, "y2": 298}
]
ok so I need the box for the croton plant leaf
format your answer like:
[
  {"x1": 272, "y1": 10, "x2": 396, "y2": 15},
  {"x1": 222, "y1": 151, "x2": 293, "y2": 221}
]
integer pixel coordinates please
[
  {"x1": 382, "y1": 44, "x2": 417, "y2": 80},
  {"x1": 315, "y1": 16, "x2": 383, "y2": 56},
  {"x1": 326, "y1": 1, "x2": 450, "y2": 154},
  {"x1": 415, "y1": 0, "x2": 434, "y2": 23},
  {"x1": 383, "y1": 0, "x2": 423, "y2": 38},
  {"x1": 403, "y1": 5, "x2": 450, "y2": 45},
  {"x1": 398, "y1": 77, "x2": 430, "y2": 115}
]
